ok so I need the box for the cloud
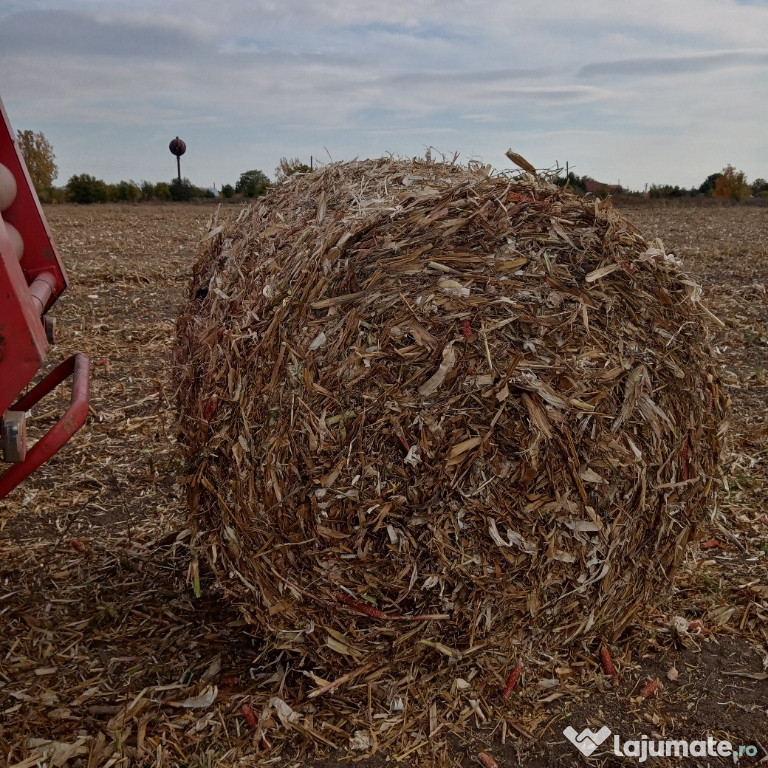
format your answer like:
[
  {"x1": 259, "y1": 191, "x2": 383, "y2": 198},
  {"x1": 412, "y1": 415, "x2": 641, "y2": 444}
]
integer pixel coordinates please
[
  {"x1": 579, "y1": 49, "x2": 768, "y2": 79},
  {"x1": 0, "y1": 9, "x2": 205, "y2": 58},
  {"x1": 485, "y1": 85, "x2": 607, "y2": 104},
  {"x1": 385, "y1": 68, "x2": 553, "y2": 87}
]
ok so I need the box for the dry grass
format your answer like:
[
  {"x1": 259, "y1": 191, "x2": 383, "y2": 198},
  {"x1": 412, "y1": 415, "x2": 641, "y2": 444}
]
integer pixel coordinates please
[{"x1": 0, "y1": 198, "x2": 766, "y2": 768}]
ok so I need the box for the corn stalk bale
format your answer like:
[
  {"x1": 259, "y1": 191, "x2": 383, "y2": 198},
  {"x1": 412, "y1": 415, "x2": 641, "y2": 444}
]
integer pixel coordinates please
[{"x1": 174, "y1": 157, "x2": 727, "y2": 736}]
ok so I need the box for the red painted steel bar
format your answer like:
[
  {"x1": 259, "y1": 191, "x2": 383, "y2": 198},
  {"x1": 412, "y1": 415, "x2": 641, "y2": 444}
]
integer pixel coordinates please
[{"x1": 0, "y1": 354, "x2": 90, "y2": 498}]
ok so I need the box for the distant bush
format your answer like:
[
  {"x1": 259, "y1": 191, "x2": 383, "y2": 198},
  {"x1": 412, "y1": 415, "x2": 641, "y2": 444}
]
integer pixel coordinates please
[
  {"x1": 275, "y1": 157, "x2": 311, "y2": 184},
  {"x1": 235, "y1": 169, "x2": 270, "y2": 198},
  {"x1": 66, "y1": 173, "x2": 109, "y2": 204},
  {"x1": 170, "y1": 178, "x2": 194, "y2": 202},
  {"x1": 698, "y1": 173, "x2": 721, "y2": 196},
  {"x1": 649, "y1": 184, "x2": 692, "y2": 199},
  {"x1": 47, "y1": 186, "x2": 69, "y2": 204},
  {"x1": 112, "y1": 180, "x2": 141, "y2": 203},
  {"x1": 169, "y1": 177, "x2": 210, "y2": 201},
  {"x1": 59, "y1": 174, "x2": 219, "y2": 204},
  {"x1": 139, "y1": 181, "x2": 156, "y2": 201},
  {"x1": 153, "y1": 182, "x2": 172, "y2": 201},
  {"x1": 553, "y1": 172, "x2": 587, "y2": 195},
  {"x1": 713, "y1": 165, "x2": 750, "y2": 201}
]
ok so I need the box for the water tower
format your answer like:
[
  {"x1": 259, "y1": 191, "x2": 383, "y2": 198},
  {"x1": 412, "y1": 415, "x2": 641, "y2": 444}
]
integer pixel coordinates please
[{"x1": 169, "y1": 136, "x2": 186, "y2": 182}]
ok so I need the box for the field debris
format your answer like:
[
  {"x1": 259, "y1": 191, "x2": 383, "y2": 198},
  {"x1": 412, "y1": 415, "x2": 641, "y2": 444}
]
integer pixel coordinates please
[
  {"x1": 599, "y1": 644, "x2": 619, "y2": 686},
  {"x1": 502, "y1": 661, "x2": 523, "y2": 699},
  {"x1": 175, "y1": 157, "x2": 729, "y2": 749},
  {"x1": 639, "y1": 677, "x2": 661, "y2": 698}
]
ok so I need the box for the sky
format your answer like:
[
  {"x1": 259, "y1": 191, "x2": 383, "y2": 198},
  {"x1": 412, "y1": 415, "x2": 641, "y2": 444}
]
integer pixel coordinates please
[{"x1": 1, "y1": 1, "x2": 767, "y2": 192}]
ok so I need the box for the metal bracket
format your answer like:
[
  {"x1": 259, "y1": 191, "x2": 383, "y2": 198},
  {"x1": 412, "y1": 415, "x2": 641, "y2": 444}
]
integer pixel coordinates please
[
  {"x1": 0, "y1": 354, "x2": 89, "y2": 498},
  {"x1": 1, "y1": 410, "x2": 26, "y2": 462}
]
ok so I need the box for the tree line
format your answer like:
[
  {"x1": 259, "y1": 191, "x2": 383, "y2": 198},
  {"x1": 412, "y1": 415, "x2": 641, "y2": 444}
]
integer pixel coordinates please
[
  {"x1": 647, "y1": 165, "x2": 767, "y2": 200},
  {"x1": 555, "y1": 165, "x2": 768, "y2": 201},
  {"x1": 16, "y1": 130, "x2": 310, "y2": 204},
  {"x1": 16, "y1": 129, "x2": 767, "y2": 204}
]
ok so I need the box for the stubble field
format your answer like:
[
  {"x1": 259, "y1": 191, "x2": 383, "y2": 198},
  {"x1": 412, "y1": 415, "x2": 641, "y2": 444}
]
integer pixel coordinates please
[{"x1": 0, "y1": 199, "x2": 766, "y2": 767}]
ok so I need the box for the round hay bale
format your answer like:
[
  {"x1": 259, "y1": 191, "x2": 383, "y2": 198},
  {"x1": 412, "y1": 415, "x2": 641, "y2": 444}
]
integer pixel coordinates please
[{"x1": 175, "y1": 157, "x2": 726, "y2": 720}]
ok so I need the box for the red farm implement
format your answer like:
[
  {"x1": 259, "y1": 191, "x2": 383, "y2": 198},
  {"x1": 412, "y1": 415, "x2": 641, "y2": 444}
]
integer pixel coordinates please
[{"x1": 0, "y1": 95, "x2": 89, "y2": 499}]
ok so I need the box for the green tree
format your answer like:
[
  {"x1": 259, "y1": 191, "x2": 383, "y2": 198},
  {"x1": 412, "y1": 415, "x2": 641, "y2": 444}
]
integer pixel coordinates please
[
  {"x1": 169, "y1": 177, "x2": 197, "y2": 201},
  {"x1": 112, "y1": 180, "x2": 141, "y2": 202},
  {"x1": 16, "y1": 129, "x2": 58, "y2": 201},
  {"x1": 713, "y1": 165, "x2": 750, "y2": 201},
  {"x1": 220, "y1": 183, "x2": 235, "y2": 199},
  {"x1": 235, "y1": 169, "x2": 270, "y2": 197},
  {"x1": 751, "y1": 177, "x2": 768, "y2": 195},
  {"x1": 698, "y1": 172, "x2": 721, "y2": 196},
  {"x1": 274, "y1": 157, "x2": 311, "y2": 184},
  {"x1": 649, "y1": 184, "x2": 690, "y2": 199},
  {"x1": 66, "y1": 173, "x2": 108, "y2": 204},
  {"x1": 153, "y1": 182, "x2": 172, "y2": 201},
  {"x1": 140, "y1": 180, "x2": 156, "y2": 201},
  {"x1": 554, "y1": 172, "x2": 587, "y2": 195}
]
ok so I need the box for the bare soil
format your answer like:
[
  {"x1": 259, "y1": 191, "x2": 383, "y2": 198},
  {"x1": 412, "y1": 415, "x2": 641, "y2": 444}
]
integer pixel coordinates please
[{"x1": 0, "y1": 200, "x2": 766, "y2": 767}]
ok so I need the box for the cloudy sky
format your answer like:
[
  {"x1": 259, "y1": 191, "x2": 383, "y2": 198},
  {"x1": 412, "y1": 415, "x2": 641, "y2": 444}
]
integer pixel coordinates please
[{"x1": 1, "y1": 0, "x2": 766, "y2": 192}]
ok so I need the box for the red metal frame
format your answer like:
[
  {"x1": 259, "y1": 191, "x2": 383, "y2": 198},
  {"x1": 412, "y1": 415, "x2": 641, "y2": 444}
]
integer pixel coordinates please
[
  {"x1": 0, "y1": 94, "x2": 90, "y2": 497},
  {"x1": 0, "y1": 354, "x2": 90, "y2": 498},
  {"x1": 0, "y1": 223, "x2": 50, "y2": 415}
]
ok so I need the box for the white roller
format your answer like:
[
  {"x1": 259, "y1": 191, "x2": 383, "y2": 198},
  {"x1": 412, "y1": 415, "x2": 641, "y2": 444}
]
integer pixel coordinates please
[
  {"x1": 0, "y1": 163, "x2": 17, "y2": 212},
  {"x1": 4, "y1": 221, "x2": 24, "y2": 260}
]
